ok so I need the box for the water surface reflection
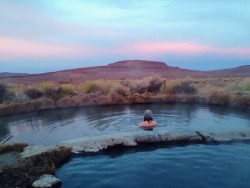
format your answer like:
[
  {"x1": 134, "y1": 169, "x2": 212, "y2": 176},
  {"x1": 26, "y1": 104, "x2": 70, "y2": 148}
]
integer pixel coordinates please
[
  {"x1": 56, "y1": 143, "x2": 250, "y2": 188},
  {"x1": 0, "y1": 104, "x2": 250, "y2": 145}
]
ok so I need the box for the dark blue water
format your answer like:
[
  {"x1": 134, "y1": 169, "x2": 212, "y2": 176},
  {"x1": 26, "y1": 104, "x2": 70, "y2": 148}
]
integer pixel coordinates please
[
  {"x1": 1, "y1": 104, "x2": 250, "y2": 145},
  {"x1": 56, "y1": 143, "x2": 250, "y2": 188}
]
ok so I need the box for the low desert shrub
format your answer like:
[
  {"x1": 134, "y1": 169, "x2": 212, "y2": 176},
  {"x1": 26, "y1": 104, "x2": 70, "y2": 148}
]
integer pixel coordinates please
[
  {"x1": 83, "y1": 81, "x2": 103, "y2": 94},
  {"x1": 129, "y1": 80, "x2": 147, "y2": 94},
  {"x1": 0, "y1": 82, "x2": 7, "y2": 103},
  {"x1": 128, "y1": 93, "x2": 152, "y2": 104},
  {"x1": 37, "y1": 82, "x2": 72, "y2": 101},
  {"x1": 150, "y1": 94, "x2": 176, "y2": 103},
  {"x1": 114, "y1": 86, "x2": 128, "y2": 96},
  {"x1": 145, "y1": 75, "x2": 164, "y2": 93},
  {"x1": 7, "y1": 84, "x2": 28, "y2": 103},
  {"x1": 38, "y1": 82, "x2": 58, "y2": 99},
  {"x1": 230, "y1": 95, "x2": 250, "y2": 109},
  {"x1": 57, "y1": 95, "x2": 93, "y2": 107},
  {"x1": 109, "y1": 93, "x2": 125, "y2": 104},
  {"x1": 96, "y1": 95, "x2": 111, "y2": 105},
  {"x1": 160, "y1": 82, "x2": 176, "y2": 94},
  {"x1": 38, "y1": 81, "x2": 57, "y2": 93},
  {"x1": 0, "y1": 97, "x2": 55, "y2": 116},
  {"x1": 25, "y1": 88, "x2": 43, "y2": 99},
  {"x1": 24, "y1": 83, "x2": 77, "y2": 101},
  {"x1": 161, "y1": 80, "x2": 197, "y2": 95},
  {"x1": 59, "y1": 84, "x2": 75, "y2": 95},
  {"x1": 208, "y1": 90, "x2": 230, "y2": 106},
  {"x1": 3, "y1": 89, "x2": 16, "y2": 104},
  {"x1": 57, "y1": 96, "x2": 77, "y2": 108},
  {"x1": 53, "y1": 88, "x2": 69, "y2": 101},
  {"x1": 176, "y1": 94, "x2": 200, "y2": 103},
  {"x1": 0, "y1": 83, "x2": 19, "y2": 104},
  {"x1": 0, "y1": 102, "x2": 26, "y2": 116},
  {"x1": 77, "y1": 83, "x2": 86, "y2": 94},
  {"x1": 79, "y1": 80, "x2": 129, "y2": 96},
  {"x1": 109, "y1": 81, "x2": 129, "y2": 96},
  {"x1": 235, "y1": 79, "x2": 250, "y2": 92},
  {"x1": 120, "y1": 80, "x2": 130, "y2": 87},
  {"x1": 174, "y1": 81, "x2": 197, "y2": 94},
  {"x1": 79, "y1": 94, "x2": 92, "y2": 105},
  {"x1": 130, "y1": 76, "x2": 163, "y2": 94},
  {"x1": 0, "y1": 143, "x2": 28, "y2": 154}
]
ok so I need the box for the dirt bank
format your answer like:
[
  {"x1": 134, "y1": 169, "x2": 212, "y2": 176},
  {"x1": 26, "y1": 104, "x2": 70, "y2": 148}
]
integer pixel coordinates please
[{"x1": 0, "y1": 144, "x2": 71, "y2": 188}]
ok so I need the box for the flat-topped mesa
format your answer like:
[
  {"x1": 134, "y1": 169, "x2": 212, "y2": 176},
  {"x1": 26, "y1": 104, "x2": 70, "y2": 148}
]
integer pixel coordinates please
[{"x1": 108, "y1": 60, "x2": 168, "y2": 68}]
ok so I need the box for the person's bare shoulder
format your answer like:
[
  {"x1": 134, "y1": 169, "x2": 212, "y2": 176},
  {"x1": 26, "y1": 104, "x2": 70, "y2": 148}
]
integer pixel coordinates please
[{"x1": 138, "y1": 121, "x2": 158, "y2": 128}]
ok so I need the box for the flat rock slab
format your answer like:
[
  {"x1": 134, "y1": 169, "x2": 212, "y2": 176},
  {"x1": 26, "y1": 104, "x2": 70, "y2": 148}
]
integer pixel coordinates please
[
  {"x1": 20, "y1": 130, "x2": 250, "y2": 157},
  {"x1": 196, "y1": 130, "x2": 250, "y2": 143},
  {"x1": 21, "y1": 145, "x2": 57, "y2": 158},
  {"x1": 58, "y1": 130, "x2": 202, "y2": 153}
]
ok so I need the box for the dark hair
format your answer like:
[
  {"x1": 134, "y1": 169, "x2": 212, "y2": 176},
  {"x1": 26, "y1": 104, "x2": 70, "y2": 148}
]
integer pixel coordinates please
[{"x1": 144, "y1": 117, "x2": 153, "y2": 123}]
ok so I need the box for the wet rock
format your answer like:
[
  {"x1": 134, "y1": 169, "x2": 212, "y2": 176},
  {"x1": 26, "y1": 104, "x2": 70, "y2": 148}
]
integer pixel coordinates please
[
  {"x1": 134, "y1": 131, "x2": 162, "y2": 143},
  {"x1": 196, "y1": 131, "x2": 250, "y2": 143},
  {"x1": 59, "y1": 132, "x2": 137, "y2": 153},
  {"x1": 32, "y1": 174, "x2": 62, "y2": 188},
  {"x1": 2, "y1": 130, "x2": 250, "y2": 187},
  {"x1": 159, "y1": 131, "x2": 202, "y2": 142},
  {"x1": 21, "y1": 145, "x2": 57, "y2": 158},
  {"x1": 59, "y1": 130, "x2": 202, "y2": 153},
  {"x1": 19, "y1": 131, "x2": 202, "y2": 155}
]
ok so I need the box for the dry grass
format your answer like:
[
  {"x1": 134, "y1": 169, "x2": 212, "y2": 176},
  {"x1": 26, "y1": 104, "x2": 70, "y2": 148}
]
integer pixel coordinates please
[
  {"x1": 57, "y1": 95, "x2": 93, "y2": 108},
  {"x1": 0, "y1": 97, "x2": 55, "y2": 116},
  {"x1": 59, "y1": 84, "x2": 76, "y2": 95},
  {"x1": 151, "y1": 94, "x2": 176, "y2": 103},
  {"x1": 38, "y1": 81, "x2": 57, "y2": 93},
  {"x1": 77, "y1": 80, "x2": 129, "y2": 95},
  {"x1": 127, "y1": 93, "x2": 152, "y2": 104},
  {"x1": 0, "y1": 77, "x2": 250, "y2": 116},
  {"x1": 160, "y1": 81, "x2": 177, "y2": 94},
  {"x1": 0, "y1": 143, "x2": 28, "y2": 154},
  {"x1": 24, "y1": 87, "x2": 43, "y2": 99},
  {"x1": 81, "y1": 81, "x2": 103, "y2": 94},
  {"x1": 0, "y1": 82, "x2": 7, "y2": 103},
  {"x1": 230, "y1": 95, "x2": 250, "y2": 109},
  {"x1": 232, "y1": 79, "x2": 250, "y2": 93},
  {"x1": 161, "y1": 80, "x2": 197, "y2": 94},
  {"x1": 208, "y1": 90, "x2": 230, "y2": 106},
  {"x1": 130, "y1": 75, "x2": 164, "y2": 93}
]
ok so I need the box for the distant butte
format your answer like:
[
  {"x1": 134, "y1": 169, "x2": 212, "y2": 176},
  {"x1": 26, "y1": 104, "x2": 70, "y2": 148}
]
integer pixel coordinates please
[{"x1": 108, "y1": 60, "x2": 168, "y2": 68}]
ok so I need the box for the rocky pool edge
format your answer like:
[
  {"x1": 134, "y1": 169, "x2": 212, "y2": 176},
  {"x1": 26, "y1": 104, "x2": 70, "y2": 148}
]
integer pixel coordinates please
[{"x1": 1, "y1": 130, "x2": 250, "y2": 187}]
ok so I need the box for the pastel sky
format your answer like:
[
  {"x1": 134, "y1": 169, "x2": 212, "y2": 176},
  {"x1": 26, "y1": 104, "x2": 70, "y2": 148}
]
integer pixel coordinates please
[{"x1": 0, "y1": 0, "x2": 250, "y2": 73}]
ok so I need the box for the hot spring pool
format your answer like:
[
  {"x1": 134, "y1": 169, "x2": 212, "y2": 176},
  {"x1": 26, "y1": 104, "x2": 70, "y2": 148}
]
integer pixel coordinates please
[
  {"x1": 56, "y1": 143, "x2": 250, "y2": 188},
  {"x1": 1, "y1": 104, "x2": 250, "y2": 187},
  {"x1": 1, "y1": 104, "x2": 250, "y2": 145}
]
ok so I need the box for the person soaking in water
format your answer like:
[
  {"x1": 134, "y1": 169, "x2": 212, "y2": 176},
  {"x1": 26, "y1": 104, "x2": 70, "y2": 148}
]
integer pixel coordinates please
[{"x1": 138, "y1": 109, "x2": 158, "y2": 129}]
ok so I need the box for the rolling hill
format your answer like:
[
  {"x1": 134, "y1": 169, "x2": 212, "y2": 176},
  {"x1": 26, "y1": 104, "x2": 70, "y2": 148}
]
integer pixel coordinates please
[
  {"x1": 1, "y1": 60, "x2": 250, "y2": 84},
  {"x1": 0, "y1": 72, "x2": 29, "y2": 78}
]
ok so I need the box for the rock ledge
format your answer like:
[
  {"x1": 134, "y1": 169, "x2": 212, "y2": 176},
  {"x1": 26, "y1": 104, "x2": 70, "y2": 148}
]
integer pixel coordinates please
[{"x1": 32, "y1": 174, "x2": 62, "y2": 188}]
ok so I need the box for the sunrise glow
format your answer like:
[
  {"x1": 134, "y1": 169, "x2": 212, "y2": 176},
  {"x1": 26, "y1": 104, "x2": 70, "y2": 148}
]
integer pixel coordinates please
[{"x1": 0, "y1": 0, "x2": 249, "y2": 73}]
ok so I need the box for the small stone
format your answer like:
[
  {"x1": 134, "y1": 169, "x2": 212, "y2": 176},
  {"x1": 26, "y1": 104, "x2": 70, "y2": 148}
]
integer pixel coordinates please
[{"x1": 32, "y1": 174, "x2": 62, "y2": 188}]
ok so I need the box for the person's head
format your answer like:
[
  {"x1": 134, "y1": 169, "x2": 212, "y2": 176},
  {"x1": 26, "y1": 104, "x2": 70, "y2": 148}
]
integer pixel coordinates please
[{"x1": 144, "y1": 109, "x2": 153, "y2": 122}]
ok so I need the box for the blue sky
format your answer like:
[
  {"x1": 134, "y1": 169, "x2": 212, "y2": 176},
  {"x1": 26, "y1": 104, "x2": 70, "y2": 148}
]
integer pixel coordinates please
[{"x1": 0, "y1": 0, "x2": 250, "y2": 73}]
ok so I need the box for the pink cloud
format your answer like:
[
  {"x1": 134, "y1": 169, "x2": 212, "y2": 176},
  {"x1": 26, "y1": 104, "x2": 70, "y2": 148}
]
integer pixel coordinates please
[
  {"x1": 0, "y1": 36, "x2": 96, "y2": 60},
  {"x1": 1, "y1": 37, "x2": 250, "y2": 61},
  {"x1": 123, "y1": 42, "x2": 250, "y2": 58}
]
